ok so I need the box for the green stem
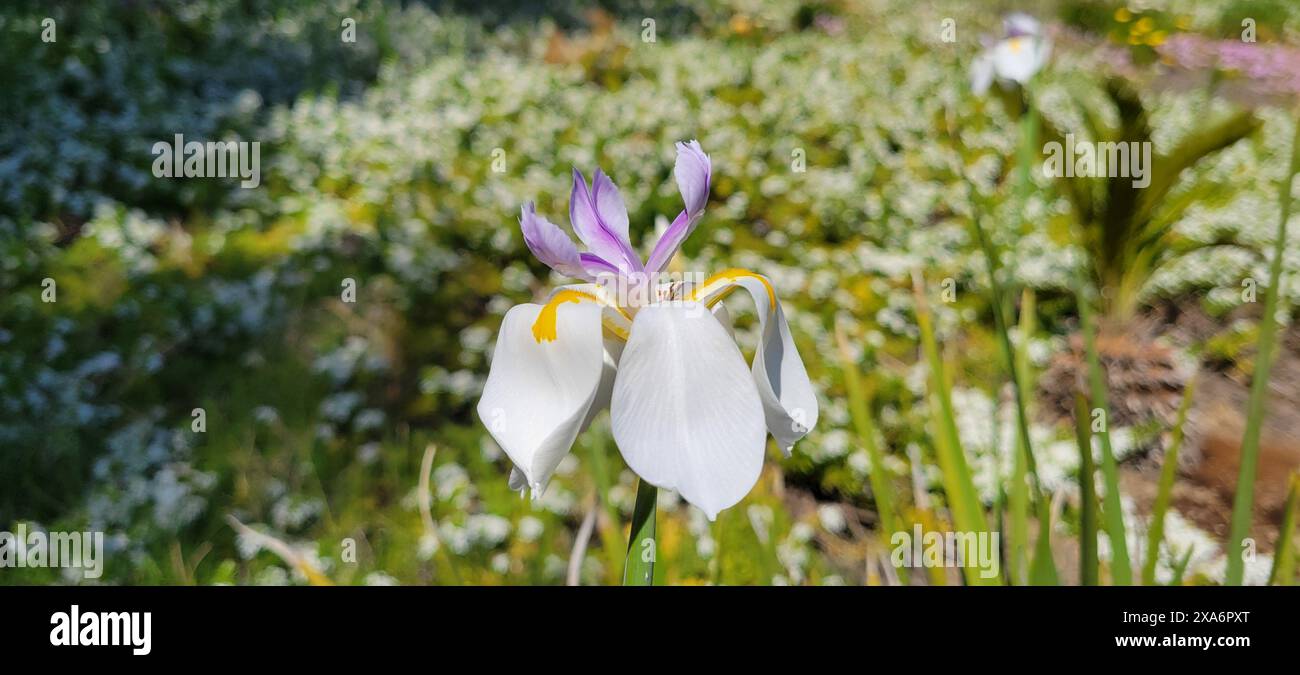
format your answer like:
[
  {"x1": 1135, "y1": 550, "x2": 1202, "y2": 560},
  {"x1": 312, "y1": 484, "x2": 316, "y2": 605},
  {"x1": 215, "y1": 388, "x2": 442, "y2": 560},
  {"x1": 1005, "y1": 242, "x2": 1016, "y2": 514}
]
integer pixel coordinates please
[
  {"x1": 1268, "y1": 474, "x2": 1300, "y2": 586},
  {"x1": 1008, "y1": 289, "x2": 1035, "y2": 585},
  {"x1": 836, "y1": 329, "x2": 905, "y2": 584},
  {"x1": 1078, "y1": 292, "x2": 1132, "y2": 584},
  {"x1": 1142, "y1": 376, "x2": 1196, "y2": 585},
  {"x1": 1074, "y1": 393, "x2": 1099, "y2": 586},
  {"x1": 1226, "y1": 110, "x2": 1300, "y2": 586},
  {"x1": 911, "y1": 274, "x2": 997, "y2": 585},
  {"x1": 623, "y1": 479, "x2": 657, "y2": 585},
  {"x1": 969, "y1": 208, "x2": 1057, "y2": 584}
]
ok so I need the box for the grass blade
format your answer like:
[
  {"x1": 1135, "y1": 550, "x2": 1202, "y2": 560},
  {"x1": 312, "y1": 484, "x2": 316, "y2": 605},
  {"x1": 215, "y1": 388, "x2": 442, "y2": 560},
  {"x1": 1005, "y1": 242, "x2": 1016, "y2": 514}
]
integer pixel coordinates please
[
  {"x1": 1227, "y1": 110, "x2": 1300, "y2": 585},
  {"x1": 911, "y1": 272, "x2": 997, "y2": 585},
  {"x1": 622, "y1": 479, "x2": 657, "y2": 585},
  {"x1": 1268, "y1": 473, "x2": 1300, "y2": 586},
  {"x1": 1008, "y1": 289, "x2": 1035, "y2": 584},
  {"x1": 1074, "y1": 393, "x2": 1099, "y2": 585},
  {"x1": 1170, "y1": 545, "x2": 1195, "y2": 585},
  {"x1": 968, "y1": 207, "x2": 1058, "y2": 585},
  {"x1": 1142, "y1": 376, "x2": 1197, "y2": 585},
  {"x1": 1077, "y1": 290, "x2": 1133, "y2": 584},
  {"x1": 835, "y1": 325, "x2": 904, "y2": 548}
]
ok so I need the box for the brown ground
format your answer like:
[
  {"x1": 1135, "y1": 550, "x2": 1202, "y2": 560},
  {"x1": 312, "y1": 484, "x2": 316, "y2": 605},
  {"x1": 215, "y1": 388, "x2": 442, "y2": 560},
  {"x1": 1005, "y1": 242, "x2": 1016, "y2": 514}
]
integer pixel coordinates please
[{"x1": 1121, "y1": 302, "x2": 1300, "y2": 552}]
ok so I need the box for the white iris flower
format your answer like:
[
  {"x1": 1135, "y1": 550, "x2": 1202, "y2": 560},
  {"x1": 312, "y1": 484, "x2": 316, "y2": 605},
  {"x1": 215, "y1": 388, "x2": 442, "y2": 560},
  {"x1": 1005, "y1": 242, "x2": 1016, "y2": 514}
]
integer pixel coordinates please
[{"x1": 477, "y1": 141, "x2": 819, "y2": 520}]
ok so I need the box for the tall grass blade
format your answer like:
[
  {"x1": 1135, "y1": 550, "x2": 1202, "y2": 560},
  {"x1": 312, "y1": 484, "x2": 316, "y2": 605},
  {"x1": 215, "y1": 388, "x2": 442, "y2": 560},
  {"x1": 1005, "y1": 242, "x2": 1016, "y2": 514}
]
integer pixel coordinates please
[
  {"x1": 1074, "y1": 393, "x2": 1099, "y2": 586},
  {"x1": 968, "y1": 207, "x2": 1058, "y2": 585},
  {"x1": 1142, "y1": 376, "x2": 1196, "y2": 585},
  {"x1": 1227, "y1": 110, "x2": 1300, "y2": 585},
  {"x1": 1008, "y1": 289, "x2": 1035, "y2": 584},
  {"x1": 1170, "y1": 545, "x2": 1195, "y2": 585},
  {"x1": 1077, "y1": 290, "x2": 1132, "y2": 584},
  {"x1": 1268, "y1": 473, "x2": 1300, "y2": 586},
  {"x1": 623, "y1": 479, "x2": 657, "y2": 585},
  {"x1": 835, "y1": 327, "x2": 903, "y2": 540},
  {"x1": 911, "y1": 272, "x2": 997, "y2": 585}
]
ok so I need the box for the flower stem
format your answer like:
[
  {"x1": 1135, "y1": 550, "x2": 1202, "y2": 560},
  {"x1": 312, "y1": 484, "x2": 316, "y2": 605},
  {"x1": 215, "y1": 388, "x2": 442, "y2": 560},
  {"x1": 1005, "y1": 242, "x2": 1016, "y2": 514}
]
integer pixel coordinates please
[
  {"x1": 623, "y1": 479, "x2": 657, "y2": 585},
  {"x1": 1225, "y1": 109, "x2": 1300, "y2": 585}
]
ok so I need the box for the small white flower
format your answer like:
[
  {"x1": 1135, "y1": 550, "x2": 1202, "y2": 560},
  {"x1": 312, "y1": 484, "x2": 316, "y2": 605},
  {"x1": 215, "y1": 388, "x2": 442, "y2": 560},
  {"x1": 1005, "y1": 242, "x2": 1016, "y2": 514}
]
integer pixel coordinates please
[{"x1": 970, "y1": 14, "x2": 1052, "y2": 95}]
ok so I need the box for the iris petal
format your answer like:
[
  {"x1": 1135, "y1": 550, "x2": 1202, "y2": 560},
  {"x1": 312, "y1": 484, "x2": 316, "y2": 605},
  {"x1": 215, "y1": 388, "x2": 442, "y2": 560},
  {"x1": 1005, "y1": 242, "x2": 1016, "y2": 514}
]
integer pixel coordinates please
[
  {"x1": 477, "y1": 300, "x2": 605, "y2": 492},
  {"x1": 610, "y1": 302, "x2": 767, "y2": 520}
]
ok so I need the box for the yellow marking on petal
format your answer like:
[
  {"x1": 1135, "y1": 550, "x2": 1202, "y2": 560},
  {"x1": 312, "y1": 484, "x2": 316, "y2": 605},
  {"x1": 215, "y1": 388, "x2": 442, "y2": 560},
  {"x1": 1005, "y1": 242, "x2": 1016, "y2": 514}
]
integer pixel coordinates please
[
  {"x1": 1006, "y1": 37, "x2": 1025, "y2": 54},
  {"x1": 690, "y1": 268, "x2": 776, "y2": 313},
  {"x1": 531, "y1": 289, "x2": 631, "y2": 343},
  {"x1": 602, "y1": 316, "x2": 630, "y2": 341}
]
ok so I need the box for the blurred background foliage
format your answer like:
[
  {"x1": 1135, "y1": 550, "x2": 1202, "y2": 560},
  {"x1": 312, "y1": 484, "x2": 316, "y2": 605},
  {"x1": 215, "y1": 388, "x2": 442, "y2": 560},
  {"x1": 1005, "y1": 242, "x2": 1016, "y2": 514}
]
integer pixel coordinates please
[{"x1": 2, "y1": 0, "x2": 1298, "y2": 585}]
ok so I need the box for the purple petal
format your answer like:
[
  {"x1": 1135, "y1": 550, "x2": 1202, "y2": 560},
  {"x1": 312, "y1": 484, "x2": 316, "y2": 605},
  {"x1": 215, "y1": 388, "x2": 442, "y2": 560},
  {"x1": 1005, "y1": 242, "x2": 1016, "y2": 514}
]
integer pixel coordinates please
[
  {"x1": 591, "y1": 169, "x2": 633, "y2": 254},
  {"x1": 520, "y1": 202, "x2": 592, "y2": 281},
  {"x1": 579, "y1": 252, "x2": 620, "y2": 277},
  {"x1": 674, "y1": 140, "x2": 711, "y2": 217},
  {"x1": 645, "y1": 209, "x2": 696, "y2": 274},
  {"x1": 569, "y1": 169, "x2": 641, "y2": 273},
  {"x1": 1003, "y1": 13, "x2": 1040, "y2": 39}
]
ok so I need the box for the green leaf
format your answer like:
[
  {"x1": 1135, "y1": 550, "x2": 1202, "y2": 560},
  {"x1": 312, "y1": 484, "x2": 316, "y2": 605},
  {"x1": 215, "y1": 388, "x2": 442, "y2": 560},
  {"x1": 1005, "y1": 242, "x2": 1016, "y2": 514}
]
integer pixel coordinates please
[
  {"x1": 1078, "y1": 289, "x2": 1132, "y2": 584},
  {"x1": 1007, "y1": 289, "x2": 1035, "y2": 585},
  {"x1": 1074, "y1": 393, "x2": 1099, "y2": 586},
  {"x1": 1226, "y1": 109, "x2": 1300, "y2": 586},
  {"x1": 911, "y1": 272, "x2": 997, "y2": 586},
  {"x1": 1268, "y1": 473, "x2": 1300, "y2": 586},
  {"x1": 836, "y1": 325, "x2": 905, "y2": 583},
  {"x1": 967, "y1": 197, "x2": 1056, "y2": 586},
  {"x1": 623, "y1": 479, "x2": 657, "y2": 586}
]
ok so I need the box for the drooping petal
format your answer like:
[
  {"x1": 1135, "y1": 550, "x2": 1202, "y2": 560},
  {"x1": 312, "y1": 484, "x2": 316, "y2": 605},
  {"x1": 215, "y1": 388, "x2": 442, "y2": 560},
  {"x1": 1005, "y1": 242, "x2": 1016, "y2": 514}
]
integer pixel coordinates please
[
  {"x1": 569, "y1": 168, "x2": 640, "y2": 273},
  {"x1": 477, "y1": 300, "x2": 605, "y2": 491},
  {"x1": 673, "y1": 140, "x2": 711, "y2": 216},
  {"x1": 690, "y1": 270, "x2": 819, "y2": 454},
  {"x1": 508, "y1": 466, "x2": 528, "y2": 492},
  {"x1": 520, "y1": 202, "x2": 592, "y2": 281},
  {"x1": 712, "y1": 302, "x2": 735, "y2": 340},
  {"x1": 610, "y1": 303, "x2": 767, "y2": 520}
]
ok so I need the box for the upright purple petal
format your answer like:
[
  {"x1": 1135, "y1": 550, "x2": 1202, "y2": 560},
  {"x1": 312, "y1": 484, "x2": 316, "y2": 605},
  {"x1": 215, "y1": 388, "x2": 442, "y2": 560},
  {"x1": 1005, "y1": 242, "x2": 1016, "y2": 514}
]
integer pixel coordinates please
[
  {"x1": 674, "y1": 140, "x2": 711, "y2": 217},
  {"x1": 520, "y1": 202, "x2": 592, "y2": 281},
  {"x1": 569, "y1": 169, "x2": 641, "y2": 273},
  {"x1": 591, "y1": 169, "x2": 632, "y2": 252},
  {"x1": 645, "y1": 209, "x2": 695, "y2": 274}
]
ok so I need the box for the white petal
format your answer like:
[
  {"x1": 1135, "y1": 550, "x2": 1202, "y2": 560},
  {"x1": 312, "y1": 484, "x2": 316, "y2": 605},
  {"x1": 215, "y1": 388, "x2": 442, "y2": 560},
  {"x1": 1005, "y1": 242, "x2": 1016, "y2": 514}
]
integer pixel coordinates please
[
  {"x1": 992, "y1": 36, "x2": 1045, "y2": 84},
  {"x1": 477, "y1": 301, "x2": 604, "y2": 491},
  {"x1": 610, "y1": 303, "x2": 766, "y2": 520},
  {"x1": 695, "y1": 273, "x2": 819, "y2": 453},
  {"x1": 970, "y1": 52, "x2": 995, "y2": 95},
  {"x1": 580, "y1": 338, "x2": 624, "y2": 431},
  {"x1": 712, "y1": 302, "x2": 735, "y2": 340}
]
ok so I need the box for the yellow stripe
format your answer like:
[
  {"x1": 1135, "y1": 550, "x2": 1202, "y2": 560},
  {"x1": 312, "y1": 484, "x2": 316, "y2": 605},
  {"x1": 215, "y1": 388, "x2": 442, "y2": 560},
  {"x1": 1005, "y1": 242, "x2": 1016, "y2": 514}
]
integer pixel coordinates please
[
  {"x1": 689, "y1": 268, "x2": 776, "y2": 311},
  {"x1": 532, "y1": 289, "x2": 631, "y2": 343}
]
